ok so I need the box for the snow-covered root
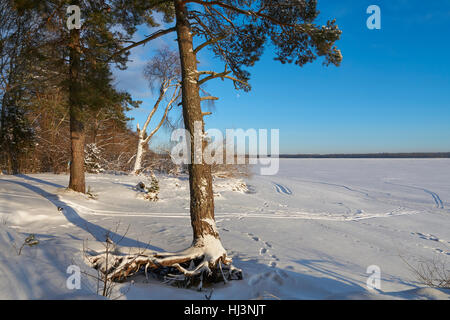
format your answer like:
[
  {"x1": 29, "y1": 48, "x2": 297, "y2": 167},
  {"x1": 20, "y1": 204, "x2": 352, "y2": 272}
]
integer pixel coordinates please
[{"x1": 88, "y1": 237, "x2": 242, "y2": 288}]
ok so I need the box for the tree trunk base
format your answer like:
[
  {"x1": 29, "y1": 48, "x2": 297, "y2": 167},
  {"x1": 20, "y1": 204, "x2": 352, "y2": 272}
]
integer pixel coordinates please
[{"x1": 88, "y1": 240, "x2": 242, "y2": 289}]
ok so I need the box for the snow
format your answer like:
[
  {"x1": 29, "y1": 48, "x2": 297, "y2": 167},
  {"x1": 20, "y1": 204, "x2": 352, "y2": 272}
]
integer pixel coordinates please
[
  {"x1": 0, "y1": 159, "x2": 449, "y2": 299},
  {"x1": 201, "y1": 218, "x2": 219, "y2": 235}
]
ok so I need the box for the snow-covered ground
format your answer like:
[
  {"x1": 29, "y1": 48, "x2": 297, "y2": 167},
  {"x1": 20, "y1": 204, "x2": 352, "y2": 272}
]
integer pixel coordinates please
[{"x1": 0, "y1": 159, "x2": 449, "y2": 299}]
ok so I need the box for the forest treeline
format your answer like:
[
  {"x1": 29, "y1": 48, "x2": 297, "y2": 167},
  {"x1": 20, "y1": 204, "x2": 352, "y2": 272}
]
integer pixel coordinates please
[
  {"x1": 0, "y1": 71, "x2": 145, "y2": 174},
  {"x1": 0, "y1": 1, "x2": 161, "y2": 175}
]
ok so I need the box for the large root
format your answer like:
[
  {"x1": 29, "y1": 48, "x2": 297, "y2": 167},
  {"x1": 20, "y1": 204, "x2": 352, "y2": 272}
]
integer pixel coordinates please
[{"x1": 88, "y1": 238, "x2": 242, "y2": 289}]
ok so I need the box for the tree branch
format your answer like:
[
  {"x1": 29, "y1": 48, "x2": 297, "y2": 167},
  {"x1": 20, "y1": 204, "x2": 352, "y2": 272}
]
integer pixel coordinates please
[
  {"x1": 198, "y1": 70, "x2": 248, "y2": 87},
  {"x1": 140, "y1": 85, "x2": 167, "y2": 135},
  {"x1": 183, "y1": 0, "x2": 311, "y2": 33},
  {"x1": 144, "y1": 85, "x2": 181, "y2": 144},
  {"x1": 200, "y1": 96, "x2": 219, "y2": 101},
  {"x1": 194, "y1": 36, "x2": 226, "y2": 54},
  {"x1": 107, "y1": 27, "x2": 176, "y2": 63}
]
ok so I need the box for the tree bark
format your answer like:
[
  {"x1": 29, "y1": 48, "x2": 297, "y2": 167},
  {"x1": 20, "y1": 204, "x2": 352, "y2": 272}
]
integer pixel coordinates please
[
  {"x1": 0, "y1": 93, "x2": 5, "y2": 143},
  {"x1": 0, "y1": 90, "x2": 7, "y2": 172},
  {"x1": 68, "y1": 22, "x2": 85, "y2": 193},
  {"x1": 132, "y1": 134, "x2": 145, "y2": 174},
  {"x1": 174, "y1": 0, "x2": 219, "y2": 244}
]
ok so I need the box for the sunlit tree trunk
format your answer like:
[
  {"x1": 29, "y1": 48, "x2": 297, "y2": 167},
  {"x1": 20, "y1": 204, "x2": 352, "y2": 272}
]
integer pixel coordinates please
[
  {"x1": 68, "y1": 19, "x2": 85, "y2": 193},
  {"x1": 132, "y1": 134, "x2": 145, "y2": 174},
  {"x1": 174, "y1": 0, "x2": 221, "y2": 245}
]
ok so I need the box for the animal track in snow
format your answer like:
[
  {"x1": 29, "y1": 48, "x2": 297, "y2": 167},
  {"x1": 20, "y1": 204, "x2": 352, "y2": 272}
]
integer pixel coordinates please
[
  {"x1": 247, "y1": 233, "x2": 260, "y2": 242},
  {"x1": 412, "y1": 232, "x2": 448, "y2": 244},
  {"x1": 246, "y1": 232, "x2": 278, "y2": 267},
  {"x1": 433, "y1": 248, "x2": 450, "y2": 255},
  {"x1": 412, "y1": 232, "x2": 450, "y2": 255}
]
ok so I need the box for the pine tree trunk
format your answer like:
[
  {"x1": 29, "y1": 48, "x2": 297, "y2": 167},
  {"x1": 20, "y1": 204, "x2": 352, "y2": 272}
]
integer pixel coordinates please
[
  {"x1": 0, "y1": 93, "x2": 5, "y2": 143},
  {"x1": 68, "y1": 24, "x2": 85, "y2": 193},
  {"x1": 89, "y1": 1, "x2": 243, "y2": 285},
  {"x1": 174, "y1": 1, "x2": 219, "y2": 245},
  {"x1": 0, "y1": 92, "x2": 7, "y2": 173},
  {"x1": 69, "y1": 113, "x2": 85, "y2": 193}
]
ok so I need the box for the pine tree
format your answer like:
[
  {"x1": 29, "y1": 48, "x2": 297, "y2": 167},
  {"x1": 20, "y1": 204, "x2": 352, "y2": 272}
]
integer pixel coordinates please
[
  {"x1": 0, "y1": 1, "x2": 42, "y2": 173},
  {"x1": 12, "y1": 0, "x2": 146, "y2": 190},
  {"x1": 90, "y1": 0, "x2": 342, "y2": 286}
]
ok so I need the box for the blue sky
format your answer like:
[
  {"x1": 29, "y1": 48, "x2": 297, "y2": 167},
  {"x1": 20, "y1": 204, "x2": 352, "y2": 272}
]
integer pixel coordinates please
[{"x1": 114, "y1": 0, "x2": 450, "y2": 154}]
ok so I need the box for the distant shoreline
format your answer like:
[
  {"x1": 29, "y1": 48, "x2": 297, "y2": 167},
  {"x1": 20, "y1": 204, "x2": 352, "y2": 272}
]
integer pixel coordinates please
[
  {"x1": 276, "y1": 152, "x2": 450, "y2": 159},
  {"x1": 154, "y1": 152, "x2": 450, "y2": 159}
]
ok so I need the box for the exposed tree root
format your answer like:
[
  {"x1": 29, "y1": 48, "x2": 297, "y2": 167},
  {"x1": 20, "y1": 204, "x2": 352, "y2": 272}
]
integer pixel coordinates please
[{"x1": 88, "y1": 238, "x2": 242, "y2": 289}]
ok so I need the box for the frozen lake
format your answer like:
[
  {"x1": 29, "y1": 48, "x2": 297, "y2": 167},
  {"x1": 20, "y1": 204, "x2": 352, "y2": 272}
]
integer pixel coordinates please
[{"x1": 0, "y1": 159, "x2": 449, "y2": 299}]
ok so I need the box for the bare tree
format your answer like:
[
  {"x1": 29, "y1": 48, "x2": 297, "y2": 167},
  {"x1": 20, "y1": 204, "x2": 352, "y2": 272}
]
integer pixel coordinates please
[{"x1": 132, "y1": 48, "x2": 181, "y2": 175}]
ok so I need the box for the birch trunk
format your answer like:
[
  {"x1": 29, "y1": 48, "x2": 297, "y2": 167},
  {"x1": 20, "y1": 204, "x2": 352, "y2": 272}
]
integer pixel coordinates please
[{"x1": 132, "y1": 134, "x2": 145, "y2": 175}]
